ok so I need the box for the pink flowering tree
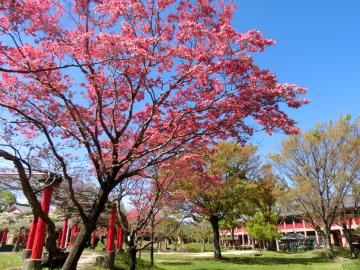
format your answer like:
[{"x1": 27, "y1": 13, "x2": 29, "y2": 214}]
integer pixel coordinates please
[
  {"x1": 0, "y1": 0, "x2": 307, "y2": 268},
  {"x1": 169, "y1": 143, "x2": 260, "y2": 259}
]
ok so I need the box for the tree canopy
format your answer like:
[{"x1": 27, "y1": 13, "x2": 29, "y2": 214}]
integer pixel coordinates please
[
  {"x1": 0, "y1": 190, "x2": 15, "y2": 213},
  {"x1": 0, "y1": 1, "x2": 307, "y2": 269},
  {"x1": 272, "y1": 116, "x2": 360, "y2": 258}
]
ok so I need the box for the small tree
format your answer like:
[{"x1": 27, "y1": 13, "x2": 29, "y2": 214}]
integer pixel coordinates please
[
  {"x1": 115, "y1": 167, "x2": 184, "y2": 270},
  {"x1": 220, "y1": 211, "x2": 243, "y2": 250},
  {"x1": 246, "y1": 211, "x2": 280, "y2": 250},
  {"x1": 193, "y1": 221, "x2": 213, "y2": 252},
  {"x1": 249, "y1": 165, "x2": 283, "y2": 223}
]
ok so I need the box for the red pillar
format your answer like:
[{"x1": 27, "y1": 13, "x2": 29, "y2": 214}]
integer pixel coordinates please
[
  {"x1": 60, "y1": 218, "x2": 68, "y2": 249},
  {"x1": 116, "y1": 225, "x2": 123, "y2": 251},
  {"x1": 69, "y1": 223, "x2": 78, "y2": 246},
  {"x1": 1, "y1": 228, "x2": 8, "y2": 244},
  {"x1": 106, "y1": 208, "x2": 115, "y2": 252},
  {"x1": 31, "y1": 186, "x2": 53, "y2": 259},
  {"x1": 72, "y1": 224, "x2": 78, "y2": 236},
  {"x1": 57, "y1": 230, "x2": 62, "y2": 245},
  {"x1": 16, "y1": 227, "x2": 22, "y2": 243},
  {"x1": 22, "y1": 219, "x2": 37, "y2": 259}
]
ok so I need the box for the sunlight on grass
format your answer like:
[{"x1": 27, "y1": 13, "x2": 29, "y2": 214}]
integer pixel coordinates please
[
  {"x1": 0, "y1": 252, "x2": 21, "y2": 270},
  {"x1": 0, "y1": 248, "x2": 356, "y2": 270},
  {"x1": 112, "y1": 249, "x2": 348, "y2": 270}
]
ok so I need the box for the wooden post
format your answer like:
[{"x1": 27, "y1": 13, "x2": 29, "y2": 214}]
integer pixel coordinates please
[
  {"x1": 22, "y1": 186, "x2": 53, "y2": 270},
  {"x1": 292, "y1": 218, "x2": 296, "y2": 232},
  {"x1": 69, "y1": 223, "x2": 78, "y2": 247},
  {"x1": 64, "y1": 219, "x2": 72, "y2": 248},
  {"x1": 60, "y1": 218, "x2": 68, "y2": 249},
  {"x1": 105, "y1": 208, "x2": 116, "y2": 269},
  {"x1": 241, "y1": 233, "x2": 245, "y2": 246},
  {"x1": 107, "y1": 209, "x2": 115, "y2": 252},
  {"x1": 31, "y1": 186, "x2": 53, "y2": 259},
  {"x1": 276, "y1": 238, "x2": 280, "y2": 251},
  {"x1": 1, "y1": 228, "x2": 8, "y2": 246},
  {"x1": 116, "y1": 225, "x2": 123, "y2": 251},
  {"x1": 315, "y1": 230, "x2": 320, "y2": 245}
]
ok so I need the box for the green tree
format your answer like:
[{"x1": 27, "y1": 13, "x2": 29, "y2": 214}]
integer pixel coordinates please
[
  {"x1": 272, "y1": 116, "x2": 360, "y2": 258},
  {"x1": 243, "y1": 164, "x2": 283, "y2": 250},
  {"x1": 249, "y1": 165, "x2": 283, "y2": 223},
  {"x1": 0, "y1": 190, "x2": 16, "y2": 212},
  {"x1": 193, "y1": 221, "x2": 213, "y2": 252},
  {"x1": 246, "y1": 212, "x2": 280, "y2": 250},
  {"x1": 220, "y1": 211, "x2": 243, "y2": 250}
]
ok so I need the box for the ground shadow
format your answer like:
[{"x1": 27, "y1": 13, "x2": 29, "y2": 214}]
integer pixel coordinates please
[{"x1": 156, "y1": 251, "x2": 333, "y2": 267}]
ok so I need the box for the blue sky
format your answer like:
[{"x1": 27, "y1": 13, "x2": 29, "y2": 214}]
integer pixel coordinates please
[{"x1": 231, "y1": 0, "x2": 360, "y2": 155}]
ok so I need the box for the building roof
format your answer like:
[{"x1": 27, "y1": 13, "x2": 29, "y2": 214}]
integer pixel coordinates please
[{"x1": 5, "y1": 203, "x2": 32, "y2": 214}]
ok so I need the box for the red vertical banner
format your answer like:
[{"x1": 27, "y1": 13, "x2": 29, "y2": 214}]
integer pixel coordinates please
[
  {"x1": 31, "y1": 186, "x2": 53, "y2": 259},
  {"x1": 106, "y1": 208, "x2": 115, "y2": 252}
]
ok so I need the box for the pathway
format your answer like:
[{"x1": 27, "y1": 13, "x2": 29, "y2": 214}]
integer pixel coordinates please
[
  {"x1": 157, "y1": 249, "x2": 256, "y2": 257},
  {"x1": 77, "y1": 251, "x2": 104, "y2": 269}
]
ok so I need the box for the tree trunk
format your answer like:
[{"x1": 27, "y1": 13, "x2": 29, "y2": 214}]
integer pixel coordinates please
[
  {"x1": 0, "y1": 150, "x2": 61, "y2": 263},
  {"x1": 343, "y1": 225, "x2": 356, "y2": 258},
  {"x1": 275, "y1": 238, "x2": 280, "y2": 251},
  {"x1": 323, "y1": 227, "x2": 335, "y2": 259},
  {"x1": 128, "y1": 237, "x2": 137, "y2": 270},
  {"x1": 201, "y1": 239, "x2": 205, "y2": 253},
  {"x1": 209, "y1": 216, "x2": 222, "y2": 259},
  {"x1": 61, "y1": 187, "x2": 111, "y2": 270},
  {"x1": 150, "y1": 226, "x2": 155, "y2": 266},
  {"x1": 231, "y1": 228, "x2": 235, "y2": 250},
  {"x1": 138, "y1": 238, "x2": 142, "y2": 259},
  {"x1": 174, "y1": 238, "x2": 177, "y2": 251},
  {"x1": 44, "y1": 221, "x2": 62, "y2": 264},
  {"x1": 150, "y1": 241, "x2": 154, "y2": 266}
]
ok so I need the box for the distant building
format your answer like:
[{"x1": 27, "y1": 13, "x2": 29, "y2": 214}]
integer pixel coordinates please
[
  {"x1": 5, "y1": 202, "x2": 32, "y2": 215},
  {"x1": 221, "y1": 197, "x2": 360, "y2": 249}
]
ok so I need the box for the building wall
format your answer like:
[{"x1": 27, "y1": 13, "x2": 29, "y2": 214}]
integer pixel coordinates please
[{"x1": 220, "y1": 218, "x2": 360, "y2": 247}]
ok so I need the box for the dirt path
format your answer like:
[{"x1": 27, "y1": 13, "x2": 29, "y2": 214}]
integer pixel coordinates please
[
  {"x1": 76, "y1": 251, "x2": 104, "y2": 269},
  {"x1": 157, "y1": 250, "x2": 256, "y2": 257}
]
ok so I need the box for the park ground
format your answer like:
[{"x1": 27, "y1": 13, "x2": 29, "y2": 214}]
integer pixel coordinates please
[{"x1": 1, "y1": 246, "x2": 360, "y2": 270}]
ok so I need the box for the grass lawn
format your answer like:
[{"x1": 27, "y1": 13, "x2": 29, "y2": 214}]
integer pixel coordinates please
[
  {"x1": 0, "y1": 252, "x2": 22, "y2": 270},
  {"x1": 114, "y1": 249, "x2": 352, "y2": 270},
  {"x1": 0, "y1": 248, "x2": 358, "y2": 270}
]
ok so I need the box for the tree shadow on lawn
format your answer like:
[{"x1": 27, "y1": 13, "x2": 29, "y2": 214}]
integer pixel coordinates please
[
  {"x1": 160, "y1": 261, "x2": 193, "y2": 266},
  {"x1": 160, "y1": 254, "x2": 332, "y2": 266},
  {"x1": 223, "y1": 255, "x2": 331, "y2": 266}
]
